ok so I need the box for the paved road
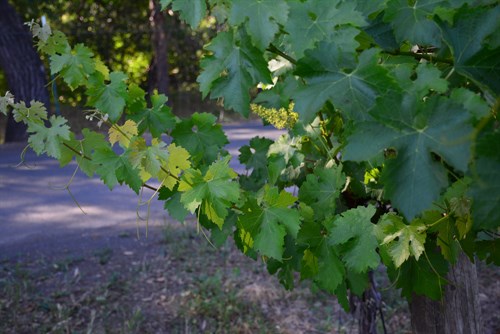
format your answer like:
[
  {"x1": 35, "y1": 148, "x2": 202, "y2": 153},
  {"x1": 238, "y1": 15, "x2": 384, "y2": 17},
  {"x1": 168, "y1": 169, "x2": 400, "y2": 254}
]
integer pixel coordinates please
[{"x1": 0, "y1": 122, "x2": 283, "y2": 256}]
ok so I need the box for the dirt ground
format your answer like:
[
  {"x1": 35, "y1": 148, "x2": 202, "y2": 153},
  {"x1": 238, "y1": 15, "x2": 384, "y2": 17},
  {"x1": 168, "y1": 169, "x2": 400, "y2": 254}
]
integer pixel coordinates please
[{"x1": 1, "y1": 220, "x2": 499, "y2": 334}]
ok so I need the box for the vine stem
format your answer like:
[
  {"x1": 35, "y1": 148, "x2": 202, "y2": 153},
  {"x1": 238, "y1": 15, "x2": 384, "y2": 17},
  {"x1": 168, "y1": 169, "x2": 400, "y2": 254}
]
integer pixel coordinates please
[{"x1": 382, "y1": 49, "x2": 454, "y2": 65}]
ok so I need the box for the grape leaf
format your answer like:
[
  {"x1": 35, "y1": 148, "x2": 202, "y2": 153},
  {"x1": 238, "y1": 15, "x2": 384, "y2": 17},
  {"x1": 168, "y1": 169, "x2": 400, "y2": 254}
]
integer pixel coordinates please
[
  {"x1": 108, "y1": 120, "x2": 138, "y2": 148},
  {"x1": 50, "y1": 44, "x2": 95, "y2": 89},
  {"x1": 389, "y1": 242, "x2": 448, "y2": 300},
  {"x1": 27, "y1": 115, "x2": 71, "y2": 159},
  {"x1": 160, "y1": 143, "x2": 192, "y2": 190},
  {"x1": 126, "y1": 137, "x2": 169, "y2": 181},
  {"x1": 238, "y1": 136, "x2": 273, "y2": 190},
  {"x1": 197, "y1": 31, "x2": 272, "y2": 116},
  {"x1": 129, "y1": 93, "x2": 176, "y2": 138},
  {"x1": 171, "y1": 112, "x2": 228, "y2": 165},
  {"x1": 437, "y1": 5, "x2": 500, "y2": 95},
  {"x1": 378, "y1": 213, "x2": 427, "y2": 268},
  {"x1": 59, "y1": 129, "x2": 108, "y2": 177},
  {"x1": 298, "y1": 165, "x2": 346, "y2": 220},
  {"x1": 284, "y1": 0, "x2": 366, "y2": 58},
  {"x1": 294, "y1": 48, "x2": 396, "y2": 122},
  {"x1": 476, "y1": 239, "x2": 500, "y2": 266},
  {"x1": 126, "y1": 83, "x2": 147, "y2": 114},
  {"x1": 92, "y1": 147, "x2": 142, "y2": 193},
  {"x1": 469, "y1": 131, "x2": 500, "y2": 230},
  {"x1": 229, "y1": 0, "x2": 289, "y2": 50},
  {"x1": 12, "y1": 101, "x2": 47, "y2": 124},
  {"x1": 158, "y1": 185, "x2": 190, "y2": 222},
  {"x1": 384, "y1": 0, "x2": 444, "y2": 46},
  {"x1": 344, "y1": 95, "x2": 473, "y2": 220},
  {"x1": 178, "y1": 156, "x2": 239, "y2": 229},
  {"x1": 87, "y1": 71, "x2": 128, "y2": 122},
  {"x1": 160, "y1": 0, "x2": 172, "y2": 10},
  {"x1": 328, "y1": 206, "x2": 379, "y2": 273},
  {"x1": 38, "y1": 30, "x2": 69, "y2": 55},
  {"x1": 171, "y1": 0, "x2": 207, "y2": 28},
  {"x1": 237, "y1": 186, "x2": 301, "y2": 260}
]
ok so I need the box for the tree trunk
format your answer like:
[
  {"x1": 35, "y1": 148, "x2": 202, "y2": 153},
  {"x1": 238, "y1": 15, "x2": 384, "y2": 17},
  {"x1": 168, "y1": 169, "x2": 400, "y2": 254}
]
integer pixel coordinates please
[
  {"x1": 409, "y1": 252, "x2": 482, "y2": 333},
  {"x1": 148, "y1": 0, "x2": 169, "y2": 97},
  {"x1": 0, "y1": 0, "x2": 50, "y2": 142}
]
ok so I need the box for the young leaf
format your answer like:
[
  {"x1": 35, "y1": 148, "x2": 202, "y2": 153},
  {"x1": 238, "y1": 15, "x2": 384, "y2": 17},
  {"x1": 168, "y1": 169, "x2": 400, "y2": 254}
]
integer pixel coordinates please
[
  {"x1": 378, "y1": 213, "x2": 427, "y2": 268},
  {"x1": 178, "y1": 156, "x2": 239, "y2": 229},
  {"x1": 92, "y1": 147, "x2": 142, "y2": 193},
  {"x1": 108, "y1": 120, "x2": 138, "y2": 148}
]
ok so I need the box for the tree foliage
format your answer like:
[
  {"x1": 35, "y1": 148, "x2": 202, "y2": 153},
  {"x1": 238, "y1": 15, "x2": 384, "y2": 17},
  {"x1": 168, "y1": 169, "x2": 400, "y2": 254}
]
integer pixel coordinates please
[{"x1": 1, "y1": 0, "x2": 499, "y2": 311}]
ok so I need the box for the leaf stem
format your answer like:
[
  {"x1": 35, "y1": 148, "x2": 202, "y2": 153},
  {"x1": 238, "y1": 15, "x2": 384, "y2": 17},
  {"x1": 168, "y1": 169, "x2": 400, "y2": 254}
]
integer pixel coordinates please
[
  {"x1": 63, "y1": 142, "x2": 92, "y2": 160},
  {"x1": 266, "y1": 44, "x2": 297, "y2": 65}
]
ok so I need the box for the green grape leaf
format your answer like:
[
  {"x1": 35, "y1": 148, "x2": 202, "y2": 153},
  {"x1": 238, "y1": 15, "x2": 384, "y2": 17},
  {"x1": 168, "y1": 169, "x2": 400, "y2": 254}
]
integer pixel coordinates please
[
  {"x1": 197, "y1": 31, "x2": 272, "y2": 116},
  {"x1": 12, "y1": 101, "x2": 47, "y2": 123},
  {"x1": 284, "y1": 0, "x2": 366, "y2": 57},
  {"x1": 60, "y1": 129, "x2": 108, "y2": 177},
  {"x1": 237, "y1": 186, "x2": 301, "y2": 260},
  {"x1": 378, "y1": 214, "x2": 427, "y2": 268},
  {"x1": 38, "y1": 30, "x2": 69, "y2": 55},
  {"x1": 171, "y1": 112, "x2": 228, "y2": 165},
  {"x1": 92, "y1": 147, "x2": 142, "y2": 193},
  {"x1": 129, "y1": 93, "x2": 176, "y2": 138},
  {"x1": 229, "y1": 0, "x2": 289, "y2": 50},
  {"x1": 344, "y1": 95, "x2": 473, "y2": 220},
  {"x1": 384, "y1": 0, "x2": 444, "y2": 46},
  {"x1": 239, "y1": 136, "x2": 273, "y2": 171},
  {"x1": 469, "y1": 131, "x2": 500, "y2": 230},
  {"x1": 476, "y1": 239, "x2": 500, "y2": 266},
  {"x1": 437, "y1": 5, "x2": 500, "y2": 95},
  {"x1": 158, "y1": 185, "x2": 190, "y2": 222},
  {"x1": 389, "y1": 242, "x2": 448, "y2": 300},
  {"x1": 160, "y1": 143, "x2": 192, "y2": 190},
  {"x1": 127, "y1": 137, "x2": 169, "y2": 179},
  {"x1": 126, "y1": 83, "x2": 147, "y2": 114},
  {"x1": 316, "y1": 241, "x2": 346, "y2": 294},
  {"x1": 160, "y1": 0, "x2": 172, "y2": 10},
  {"x1": 299, "y1": 165, "x2": 346, "y2": 220},
  {"x1": 171, "y1": 0, "x2": 207, "y2": 28},
  {"x1": 450, "y1": 88, "x2": 490, "y2": 120},
  {"x1": 294, "y1": 48, "x2": 396, "y2": 122},
  {"x1": 328, "y1": 206, "x2": 379, "y2": 273},
  {"x1": 87, "y1": 71, "x2": 128, "y2": 122},
  {"x1": 50, "y1": 44, "x2": 95, "y2": 89},
  {"x1": 27, "y1": 115, "x2": 71, "y2": 159},
  {"x1": 179, "y1": 156, "x2": 239, "y2": 229}
]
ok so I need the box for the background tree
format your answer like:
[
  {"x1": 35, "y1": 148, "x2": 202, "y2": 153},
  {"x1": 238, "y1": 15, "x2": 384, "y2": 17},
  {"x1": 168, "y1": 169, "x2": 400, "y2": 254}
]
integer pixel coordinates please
[{"x1": 0, "y1": 0, "x2": 49, "y2": 142}]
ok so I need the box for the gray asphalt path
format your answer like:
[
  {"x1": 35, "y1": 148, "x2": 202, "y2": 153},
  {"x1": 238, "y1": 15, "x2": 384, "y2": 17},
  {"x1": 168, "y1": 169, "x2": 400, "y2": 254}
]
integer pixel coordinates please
[{"x1": 0, "y1": 122, "x2": 283, "y2": 255}]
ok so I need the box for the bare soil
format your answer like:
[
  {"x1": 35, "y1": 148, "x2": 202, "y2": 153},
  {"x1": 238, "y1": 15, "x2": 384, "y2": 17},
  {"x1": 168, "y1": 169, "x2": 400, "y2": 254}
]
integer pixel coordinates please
[{"x1": 1, "y1": 220, "x2": 499, "y2": 334}]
